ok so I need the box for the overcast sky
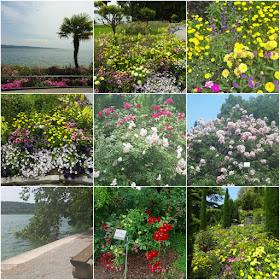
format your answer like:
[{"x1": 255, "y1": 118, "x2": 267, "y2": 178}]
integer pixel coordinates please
[
  {"x1": 1, "y1": 1, "x2": 93, "y2": 49},
  {"x1": 1, "y1": 187, "x2": 35, "y2": 203}
]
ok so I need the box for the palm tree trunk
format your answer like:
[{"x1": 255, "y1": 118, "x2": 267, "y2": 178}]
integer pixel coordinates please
[{"x1": 73, "y1": 35, "x2": 80, "y2": 68}]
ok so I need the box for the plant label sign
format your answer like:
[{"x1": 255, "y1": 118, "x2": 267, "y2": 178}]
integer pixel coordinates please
[
  {"x1": 114, "y1": 229, "x2": 127, "y2": 240},
  {"x1": 244, "y1": 162, "x2": 250, "y2": 168}
]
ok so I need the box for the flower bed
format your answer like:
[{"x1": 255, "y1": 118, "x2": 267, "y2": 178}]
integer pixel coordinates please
[
  {"x1": 192, "y1": 224, "x2": 279, "y2": 279},
  {"x1": 1, "y1": 64, "x2": 93, "y2": 89},
  {"x1": 187, "y1": 1, "x2": 279, "y2": 93},
  {"x1": 94, "y1": 95, "x2": 186, "y2": 186},
  {"x1": 94, "y1": 22, "x2": 186, "y2": 93},
  {"x1": 1, "y1": 94, "x2": 93, "y2": 184},
  {"x1": 187, "y1": 103, "x2": 279, "y2": 186}
]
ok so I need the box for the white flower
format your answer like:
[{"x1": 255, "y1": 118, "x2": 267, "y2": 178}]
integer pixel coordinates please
[
  {"x1": 128, "y1": 121, "x2": 136, "y2": 130},
  {"x1": 140, "y1": 128, "x2": 147, "y2": 137},
  {"x1": 123, "y1": 143, "x2": 133, "y2": 153},
  {"x1": 121, "y1": 167, "x2": 125, "y2": 171},
  {"x1": 162, "y1": 137, "x2": 169, "y2": 148},
  {"x1": 142, "y1": 150, "x2": 146, "y2": 155},
  {"x1": 118, "y1": 157, "x2": 123, "y2": 162},
  {"x1": 156, "y1": 174, "x2": 161, "y2": 180},
  {"x1": 110, "y1": 178, "x2": 117, "y2": 186},
  {"x1": 177, "y1": 146, "x2": 183, "y2": 159},
  {"x1": 131, "y1": 182, "x2": 136, "y2": 187}
]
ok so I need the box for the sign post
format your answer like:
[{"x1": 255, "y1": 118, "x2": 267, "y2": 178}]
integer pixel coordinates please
[{"x1": 113, "y1": 229, "x2": 128, "y2": 279}]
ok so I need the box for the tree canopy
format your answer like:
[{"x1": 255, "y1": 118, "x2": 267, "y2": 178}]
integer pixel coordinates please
[
  {"x1": 15, "y1": 187, "x2": 93, "y2": 242},
  {"x1": 217, "y1": 94, "x2": 279, "y2": 126}
]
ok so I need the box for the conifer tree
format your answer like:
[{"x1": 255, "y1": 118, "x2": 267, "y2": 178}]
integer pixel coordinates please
[
  {"x1": 222, "y1": 188, "x2": 230, "y2": 228},
  {"x1": 265, "y1": 187, "x2": 279, "y2": 238},
  {"x1": 187, "y1": 188, "x2": 194, "y2": 278},
  {"x1": 200, "y1": 187, "x2": 207, "y2": 230}
]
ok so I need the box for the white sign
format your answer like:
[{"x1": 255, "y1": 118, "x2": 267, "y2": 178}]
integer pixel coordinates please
[
  {"x1": 244, "y1": 162, "x2": 250, "y2": 168},
  {"x1": 114, "y1": 229, "x2": 127, "y2": 240}
]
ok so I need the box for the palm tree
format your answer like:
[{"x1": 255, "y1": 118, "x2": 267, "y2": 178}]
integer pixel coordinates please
[{"x1": 58, "y1": 13, "x2": 93, "y2": 68}]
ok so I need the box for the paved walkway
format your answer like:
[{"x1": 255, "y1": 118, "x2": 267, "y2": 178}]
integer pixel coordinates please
[
  {"x1": 2, "y1": 228, "x2": 93, "y2": 279},
  {"x1": 174, "y1": 27, "x2": 186, "y2": 41},
  {"x1": 3, "y1": 88, "x2": 93, "y2": 93}
]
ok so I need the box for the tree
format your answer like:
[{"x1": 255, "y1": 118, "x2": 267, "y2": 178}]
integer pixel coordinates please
[
  {"x1": 200, "y1": 188, "x2": 207, "y2": 230},
  {"x1": 58, "y1": 13, "x2": 93, "y2": 68},
  {"x1": 222, "y1": 188, "x2": 230, "y2": 228},
  {"x1": 187, "y1": 188, "x2": 194, "y2": 278},
  {"x1": 95, "y1": 2, "x2": 124, "y2": 38},
  {"x1": 264, "y1": 187, "x2": 279, "y2": 238},
  {"x1": 15, "y1": 187, "x2": 93, "y2": 242},
  {"x1": 139, "y1": 7, "x2": 156, "y2": 25}
]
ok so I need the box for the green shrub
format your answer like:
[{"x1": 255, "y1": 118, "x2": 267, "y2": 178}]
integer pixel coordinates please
[
  {"x1": 206, "y1": 208, "x2": 221, "y2": 226},
  {"x1": 195, "y1": 230, "x2": 217, "y2": 252},
  {"x1": 265, "y1": 187, "x2": 279, "y2": 238}
]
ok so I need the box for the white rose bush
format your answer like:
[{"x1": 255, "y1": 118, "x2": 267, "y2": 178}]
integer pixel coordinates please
[
  {"x1": 187, "y1": 104, "x2": 279, "y2": 186},
  {"x1": 94, "y1": 97, "x2": 186, "y2": 186}
]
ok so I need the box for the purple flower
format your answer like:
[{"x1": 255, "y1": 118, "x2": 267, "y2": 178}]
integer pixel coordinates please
[
  {"x1": 253, "y1": 51, "x2": 258, "y2": 55},
  {"x1": 212, "y1": 84, "x2": 220, "y2": 93},
  {"x1": 241, "y1": 74, "x2": 246, "y2": 79},
  {"x1": 233, "y1": 83, "x2": 238, "y2": 88},
  {"x1": 274, "y1": 80, "x2": 278, "y2": 84},
  {"x1": 64, "y1": 173, "x2": 69, "y2": 179}
]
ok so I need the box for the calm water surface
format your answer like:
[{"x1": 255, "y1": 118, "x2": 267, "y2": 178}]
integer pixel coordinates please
[
  {"x1": 1, "y1": 48, "x2": 93, "y2": 67},
  {"x1": 1, "y1": 214, "x2": 75, "y2": 261}
]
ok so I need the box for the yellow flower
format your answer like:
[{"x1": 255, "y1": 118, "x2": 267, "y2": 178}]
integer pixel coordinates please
[
  {"x1": 222, "y1": 69, "x2": 230, "y2": 78},
  {"x1": 193, "y1": 266, "x2": 198, "y2": 271},
  {"x1": 188, "y1": 69, "x2": 192, "y2": 73},
  {"x1": 238, "y1": 63, "x2": 248, "y2": 73},
  {"x1": 275, "y1": 71, "x2": 279, "y2": 80},
  {"x1": 110, "y1": 245, "x2": 113, "y2": 250},
  {"x1": 248, "y1": 275, "x2": 252, "y2": 279},
  {"x1": 227, "y1": 61, "x2": 233, "y2": 68},
  {"x1": 271, "y1": 52, "x2": 279, "y2": 60},
  {"x1": 138, "y1": 231, "x2": 142, "y2": 234},
  {"x1": 241, "y1": 272, "x2": 245, "y2": 277},
  {"x1": 205, "y1": 45, "x2": 210, "y2": 49},
  {"x1": 257, "y1": 90, "x2": 263, "y2": 93},
  {"x1": 130, "y1": 220, "x2": 133, "y2": 223},
  {"x1": 211, "y1": 58, "x2": 215, "y2": 62},
  {"x1": 94, "y1": 81, "x2": 100, "y2": 85},
  {"x1": 205, "y1": 73, "x2": 211, "y2": 79},
  {"x1": 265, "y1": 82, "x2": 275, "y2": 93}
]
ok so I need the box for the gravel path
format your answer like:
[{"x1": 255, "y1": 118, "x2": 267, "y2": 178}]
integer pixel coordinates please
[
  {"x1": 2, "y1": 88, "x2": 93, "y2": 93},
  {"x1": 2, "y1": 229, "x2": 93, "y2": 279},
  {"x1": 174, "y1": 27, "x2": 186, "y2": 41}
]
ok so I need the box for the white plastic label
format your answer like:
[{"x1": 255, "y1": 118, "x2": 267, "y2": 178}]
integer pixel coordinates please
[
  {"x1": 114, "y1": 229, "x2": 127, "y2": 240},
  {"x1": 244, "y1": 162, "x2": 250, "y2": 168}
]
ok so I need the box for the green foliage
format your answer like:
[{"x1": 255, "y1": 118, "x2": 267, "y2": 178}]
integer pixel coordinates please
[
  {"x1": 200, "y1": 188, "x2": 207, "y2": 230},
  {"x1": 240, "y1": 188, "x2": 264, "y2": 210},
  {"x1": 222, "y1": 188, "x2": 230, "y2": 228},
  {"x1": 218, "y1": 94, "x2": 279, "y2": 126},
  {"x1": 252, "y1": 208, "x2": 265, "y2": 224},
  {"x1": 195, "y1": 230, "x2": 217, "y2": 252},
  {"x1": 15, "y1": 187, "x2": 93, "y2": 242},
  {"x1": 139, "y1": 7, "x2": 156, "y2": 24},
  {"x1": 1, "y1": 201, "x2": 35, "y2": 214},
  {"x1": 171, "y1": 14, "x2": 178, "y2": 23},
  {"x1": 187, "y1": 188, "x2": 194, "y2": 279},
  {"x1": 170, "y1": 232, "x2": 186, "y2": 277},
  {"x1": 96, "y1": 3, "x2": 124, "y2": 36},
  {"x1": 265, "y1": 187, "x2": 279, "y2": 238},
  {"x1": 206, "y1": 208, "x2": 222, "y2": 226},
  {"x1": 94, "y1": 25, "x2": 112, "y2": 38}
]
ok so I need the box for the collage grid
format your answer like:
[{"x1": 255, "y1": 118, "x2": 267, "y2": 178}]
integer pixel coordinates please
[{"x1": 0, "y1": 0, "x2": 279, "y2": 279}]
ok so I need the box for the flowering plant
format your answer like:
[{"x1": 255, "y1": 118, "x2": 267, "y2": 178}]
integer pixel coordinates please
[
  {"x1": 187, "y1": 104, "x2": 279, "y2": 186},
  {"x1": 94, "y1": 96, "x2": 186, "y2": 186}
]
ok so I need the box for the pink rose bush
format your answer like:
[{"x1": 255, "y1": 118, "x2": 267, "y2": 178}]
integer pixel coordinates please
[
  {"x1": 187, "y1": 104, "x2": 279, "y2": 186},
  {"x1": 94, "y1": 97, "x2": 186, "y2": 186}
]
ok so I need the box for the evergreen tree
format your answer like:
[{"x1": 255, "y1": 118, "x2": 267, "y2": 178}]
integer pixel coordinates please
[
  {"x1": 222, "y1": 188, "x2": 230, "y2": 228},
  {"x1": 265, "y1": 187, "x2": 279, "y2": 238},
  {"x1": 187, "y1": 188, "x2": 194, "y2": 278},
  {"x1": 200, "y1": 187, "x2": 207, "y2": 230}
]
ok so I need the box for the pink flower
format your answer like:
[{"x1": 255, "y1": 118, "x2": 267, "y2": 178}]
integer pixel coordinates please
[
  {"x1": 194, "y1": 87, "x2": 201, "y2": 93},
  {"x1": 205, "y1": 81, "x2": 214, "y2": 88},
  {"x1": 212, "y1": 84, "x2": 220, "y2": 93},
  {"x1": 136, "y1": 104, "x2": 141, "y2": 108},
  {"x1": 266, "y1": 178, "x2": 271, "y2": 184},
  {"x1": 260, "y1": 159, "x2": 267, "y2": 164},
  {"x1": 165, "y1": 98, "x2": 174, "y2": 104}
]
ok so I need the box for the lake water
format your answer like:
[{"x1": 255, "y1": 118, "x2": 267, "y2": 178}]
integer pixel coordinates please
[
  {"x1": 1, "y1": 48, "x2": 93, "y2": 67},
  {"x1": 1, "y1": 214, "x2": 76, "y2": 261}
]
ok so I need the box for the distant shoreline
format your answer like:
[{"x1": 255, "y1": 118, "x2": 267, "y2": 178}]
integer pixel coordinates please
[{"x1": 2, "y1": 45, "x2": 58, "y2": 50}]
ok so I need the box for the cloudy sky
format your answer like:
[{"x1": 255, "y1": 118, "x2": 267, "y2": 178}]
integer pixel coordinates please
[
  {"x1": 1, "y1": 1, "x2": 93, "y2": 49},
  {"x1": 2, "y1": 187, "x2": 35, "y2": 203}
]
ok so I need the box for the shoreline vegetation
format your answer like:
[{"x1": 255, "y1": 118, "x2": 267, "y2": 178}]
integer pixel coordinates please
[
  {"x1": 1, "y1": 201, "x2": 35, "y2": 214},
  {"x1": 1, "y1": 64, "x2": 93, "y2": 90}
]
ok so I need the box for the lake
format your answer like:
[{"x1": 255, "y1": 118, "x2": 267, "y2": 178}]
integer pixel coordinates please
[
  {"x1": 1, "y1": 47, "x2": 93, "y2": 67},
  {"x1": 1, "y1": 214, "x2": 76, "y2": 261}
]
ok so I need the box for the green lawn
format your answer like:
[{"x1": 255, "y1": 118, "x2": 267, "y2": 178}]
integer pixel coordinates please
[{"x1": 94, "y1": 25, "x2": 112, "y2": 38}]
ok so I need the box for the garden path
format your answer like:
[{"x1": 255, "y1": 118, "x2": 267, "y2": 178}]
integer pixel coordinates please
[
  {"x1": 174, "y1": 27, "x2": 186, "y2": 41},
  {"x1": 3, "y1": 88, "x2": 93, "y2": 93},
  {"x1": 1, "y1": 228, "x2": 93, "y2": 279}
]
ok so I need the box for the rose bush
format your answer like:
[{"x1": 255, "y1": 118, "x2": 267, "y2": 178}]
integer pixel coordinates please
[
  {"x1": 94, "y1": 97, "x2": 186, "y2": 186},
  {"x1": 187, "y1": 103, "x2": 279, "y2": 186},
  {"x1": 94, "y1": 187, "x2": 186, "y2": 275}
]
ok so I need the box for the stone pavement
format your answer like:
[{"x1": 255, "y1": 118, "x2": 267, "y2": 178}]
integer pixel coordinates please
[
  {"x1": 1, "y1": 228, "x2": 93, "y2": 279},
  {"x1": 174, "y1": 27, "x2": 186, "y2": 41}
]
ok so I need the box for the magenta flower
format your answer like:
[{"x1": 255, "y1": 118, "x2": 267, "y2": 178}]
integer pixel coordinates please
[
  {"x1": 205, "y1": 81, "x2": 214, "y2": 88},
  {"x1": 212, "y1": 84, "x2": 220, "y2": 93},
  {"x1": 194, "y1": 87, "x2": 201, "y2": 93},
  {"x1": 233, "y1": 83, "x2": 238, "y2": 88}
]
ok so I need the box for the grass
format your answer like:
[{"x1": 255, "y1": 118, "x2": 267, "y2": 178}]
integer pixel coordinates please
[
  {"x1": 170, "y1": 232, "x2": 186, "y2": 277},
  {"x1": 94, "y1": 25, "x2": 112, "y2": 38}
]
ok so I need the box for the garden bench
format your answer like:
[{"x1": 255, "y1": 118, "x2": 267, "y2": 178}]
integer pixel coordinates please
[{"x1": 70, "y1": 243, "x2": 93, "y2": 279}]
